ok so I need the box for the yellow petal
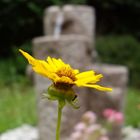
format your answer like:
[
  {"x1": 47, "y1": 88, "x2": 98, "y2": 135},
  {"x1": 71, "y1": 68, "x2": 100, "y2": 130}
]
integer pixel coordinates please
[
  {"x1": 88, "y1": 74, "x2": 103, "y2": 83},
  {"x1": 56, "y1": 76, "x2": 74, "y2": 85},
  {"x1": 75, "y1": 74, "x2": 103, "y2": 86},
  {"x1": 32, "y1": 60, "x2": 49, "y2": 77},
  {"x1": 74, "y1": 69, "x2": 79, "y2": 74},
  {"x1": 47, "y1": 56, "x2": 57, "y2": 71},
  {"x1": 76, "y1": 70, "x2": 95, "y2": 79},
  {"x1": 19, "y1": 49, "x2": 53, "y2": 78},
  {"x1": 52, "y1": 58, "x2": 63, "y2": 69},
  {"x1": 58, "y1": 59, "x2": 65, "y2": 65},
  {"x1": 81, "y1": 84, "x2": 112, "y2": 92},
  {"x1": 19, "y1": 49, "x2": 35, "y2": 65}
]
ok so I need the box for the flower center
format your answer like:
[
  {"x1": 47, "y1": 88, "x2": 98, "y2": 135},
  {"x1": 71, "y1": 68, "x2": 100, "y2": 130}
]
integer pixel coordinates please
[{"x1": 56, "y1": 67, "x2": 76, "y2": 81}]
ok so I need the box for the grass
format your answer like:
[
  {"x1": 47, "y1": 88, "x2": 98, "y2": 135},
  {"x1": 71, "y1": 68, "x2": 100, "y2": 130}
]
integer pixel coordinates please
[
  {"x1": 0, "y1": 80, "x2": 37, "y2": 133},
  {"x1": 125, "y1": 88, "x2": 140, "y2": 127},
  {"x1": 0, "y1": 58, "x2": 37, "y2": 133}
]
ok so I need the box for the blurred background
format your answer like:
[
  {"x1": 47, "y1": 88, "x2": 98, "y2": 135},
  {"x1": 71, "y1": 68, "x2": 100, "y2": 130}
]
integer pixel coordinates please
[{"x1": 0, "y1": 0, "x2": 140, "y2": 137}]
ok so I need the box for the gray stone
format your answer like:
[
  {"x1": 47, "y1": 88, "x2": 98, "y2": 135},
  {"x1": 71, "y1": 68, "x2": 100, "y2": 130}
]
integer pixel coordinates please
[
  {"x1": 44, "y1": 5, "x2": 97, "y2": 60},
  {"x1": 33, "y1": 35, "x2": 91, "y2": 68},
  {"x1": 86, "y1": 64, "x2": 128, "y2": 140},
  {"x1": 26, "y1": 65, "x2": 34, "y2": 82},
  {"x1": 87, "y1": 64, "x2": 128, "y2": 112},
  {"x1": 44, "y1": 5, "x2": 95, "y2": 40},
  {"x1": 32, "y1": 35, "x2": 91, "y2": 140}
]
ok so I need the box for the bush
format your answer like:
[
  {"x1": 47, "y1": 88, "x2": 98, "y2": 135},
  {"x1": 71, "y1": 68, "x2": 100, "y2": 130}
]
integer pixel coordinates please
[
  {"x1": 0, "y1": 0, "x2": 86, "y2": 57},
  {"x1": 0, "y1": 42, "x2": 33, "y2": 85},
  {"x1": 96, "y1": 35, "x2": 140, "y2": 87},
  {"x1": 88, "y1": 0, "x2": 140, "y2": 37}
]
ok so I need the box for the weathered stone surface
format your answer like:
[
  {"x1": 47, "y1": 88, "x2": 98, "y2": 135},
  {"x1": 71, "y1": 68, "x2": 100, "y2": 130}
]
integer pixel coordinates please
[
  {"x1": 33, "y1": 35, "x2": 91, "y2": 69},
  {"x1": 33, "y1": 35, "x2": 91, "y2": 140},
  {"x1": 86, "y1": 64, "x2": 128, "y2": 140},
  {"x1": 44, "y1": 6, "x2": 61, "y2": 36},
  {"x1": 44, "y1": 5, "x2": 95, "y2": 39},
  {"x1": 87, "y1": 64, "x2": 128, "y2": 111}
]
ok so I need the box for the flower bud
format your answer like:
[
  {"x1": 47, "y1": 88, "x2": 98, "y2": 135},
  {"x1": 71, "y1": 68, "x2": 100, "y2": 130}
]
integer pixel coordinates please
[{"x1": 43, "y1": 84, "x2": 80, "y2": 109}]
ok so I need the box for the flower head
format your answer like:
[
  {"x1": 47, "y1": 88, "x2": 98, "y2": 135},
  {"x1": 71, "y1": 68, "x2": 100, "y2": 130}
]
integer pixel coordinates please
[
  {"x1": 19, "y1": 49, "x2": 112, "y2": 106},
  {"x1": 19, "y1": 49, "x2": 112, "y2": 91}
]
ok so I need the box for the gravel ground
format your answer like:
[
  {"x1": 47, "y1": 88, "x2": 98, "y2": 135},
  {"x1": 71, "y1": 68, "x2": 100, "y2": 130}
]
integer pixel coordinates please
[{"x1": 0, "y1": 124, "x2": 140, "y2": 140}]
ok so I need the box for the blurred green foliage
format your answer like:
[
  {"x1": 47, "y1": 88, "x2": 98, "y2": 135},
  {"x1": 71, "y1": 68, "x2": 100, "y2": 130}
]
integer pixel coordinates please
[
  {"x1": 0, "y1": 57, "x2": 36, "y2": 132},
  {"x1": 0, "y1": 42, "x2": 31, "y2": 84},
  {"x1": 88, "y1": 0, "x2": 140, "y2": 36},
  {"x1": 125, "y1": 88, "x2": 140, "y2": 127},
  {"x1": 1, "y1": 0, "x2": 140, "y2": 57},
  {"x1": 0, "y1": 0, "x2": 86, "y2": 57},
  {"x1": 0, "y1": 80, "x2": 37, "y2": 132},
  {"x1": 96, "y1": 35, "x2": 140, "y2": 87}
]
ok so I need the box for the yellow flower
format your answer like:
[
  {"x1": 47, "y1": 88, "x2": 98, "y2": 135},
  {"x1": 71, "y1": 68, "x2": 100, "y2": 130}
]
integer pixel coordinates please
[{"x1": 19, "y1": 49, "x2": 112, "y2": 92}]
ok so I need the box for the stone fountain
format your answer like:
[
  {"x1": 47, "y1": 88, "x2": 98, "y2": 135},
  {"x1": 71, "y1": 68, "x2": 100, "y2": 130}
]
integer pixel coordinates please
[{"x1": 32, "y1": 5, "x2": 128, "y2": 140}]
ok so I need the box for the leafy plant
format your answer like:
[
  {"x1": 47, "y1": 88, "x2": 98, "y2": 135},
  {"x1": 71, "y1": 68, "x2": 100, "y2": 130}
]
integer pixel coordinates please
[{"x1": 96, "y1": 35, "x2": 140, "y2": 87}]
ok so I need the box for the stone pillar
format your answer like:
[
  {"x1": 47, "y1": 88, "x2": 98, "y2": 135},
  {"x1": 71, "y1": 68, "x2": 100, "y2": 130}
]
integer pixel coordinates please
[
  {"x1": 44, "y1": 5, "x2": 96, "y2": 54},
  {"x1": 32, "y1": 35, "x2": 91, "y2": 140},
  {"x1": 44, "y1": 5, "x2": 95, "y2": 38},
  {"x1": 87, "y1": 64, "x2": 128, "y2": 140}
]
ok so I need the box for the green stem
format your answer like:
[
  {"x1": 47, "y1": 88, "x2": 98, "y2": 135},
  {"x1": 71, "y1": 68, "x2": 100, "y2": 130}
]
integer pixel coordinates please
[{"x1": 56, "y1": 100, "x2": 64, "y2": 140}]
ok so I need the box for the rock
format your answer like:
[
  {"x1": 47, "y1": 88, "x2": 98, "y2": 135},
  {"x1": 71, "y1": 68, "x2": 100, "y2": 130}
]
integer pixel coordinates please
[
  {"x1": 87, "y1": 64, "x2": 128, "y2": 140},
  {"x1": 0, "y1": 124, "x2": 38, "y2": 140},
  {"x1": 87, "y1": 64, "x2": 128, "y2": 112},
  {"x1": 44, "y1": 5, "x2": 95, "y2": 40},
  {"x1": 122, "y1": 126, "x2": 140, "y2": 140}
]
